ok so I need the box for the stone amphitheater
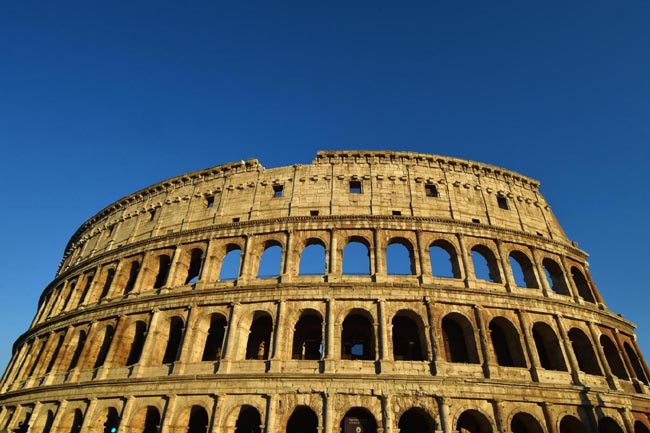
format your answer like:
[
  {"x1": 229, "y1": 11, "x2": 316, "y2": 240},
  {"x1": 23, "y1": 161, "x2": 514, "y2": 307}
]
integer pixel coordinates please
[{"x1": 1, "y1": 150, "x2": 649, "y2": 433}]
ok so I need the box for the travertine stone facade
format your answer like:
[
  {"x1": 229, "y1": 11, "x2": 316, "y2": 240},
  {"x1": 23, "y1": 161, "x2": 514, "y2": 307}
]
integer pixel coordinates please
[{"x1": 1, "y1": 150, "x2": 649, "y2": 433}]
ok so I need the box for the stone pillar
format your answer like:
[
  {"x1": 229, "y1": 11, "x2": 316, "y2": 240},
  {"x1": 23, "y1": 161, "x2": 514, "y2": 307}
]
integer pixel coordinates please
[
  {"x1": 456, "y1": 234, "x2": 471, "y2": 289},
  {"x1": 381, "y1": 394, "x2": 394, "y2": 433},
  {"x1": 264, "y1": 394, "x2": 278, "y2": 433},
  {"x1": 220, "y1": 303, "x2": 240, "y2": 373},
  {"x1": 496, "y1": 240, "x2": 513, "y2": 292},
  {"x1": 238, "y1": 235, "x2": 252, "y2": 284},
  {"x1": 172, "y1": 305, "x2": 196, "y2": 374},
  {"x1": 77, "y1": 398, "x2": 98, "y2": 433},
  {"x1": 587, "y1": 323, "x2": 617, "y2": 390},
  {"x1": 106, "y1": 260, "x2": 125, "y2": 300},
  {"x1": 377, "y1": 299, "x2": 389, "y2": 361},
  {"x1": 437, "y1": 397, "x2": 451, "y2": 433},
  {"x1": 531, "y1": 248, "x2": 552, "y2": 298},
  {"x1": 49, "y1": 400, "x2": 69, "y2": 433},
  {"x1": 372, "y1": 228, "x2": 381, "y2": 279},
  {"x1": 281, "y1": 230, "x2": 294, "y2": 282},
  {"x1": 424, "y1": 297, "x2": 439, "y2": 370},
  {"x1": 324, "y1": 392, "x2": 334, "y2": 433},
  {"x1": 159, "y1": 394, "x2": 177, "y2": 433},
  {"x1": 516, "y1": 310, "x2": 540, "y2": 382},
  {"x1": 325, "y1": 299, "x2": 336, "y2": 370},
  {"x1": 116, "y1": 396, "x2": 136, "y2": 433},
  {"x1": 559, "y1": 255, "x2": 581, "y2": 303},
  {"x1": 166, "y1": 245, "x2": 184, "y2": 288},
  {"x1": 491, "y1": 400, "x2": 506, "y2": 433},
  {"x1": 554, "y1": 315, "x2": 581, "y2": 385},
  {"x1": 132, "y1": 310, "x2": 161, "y2": 373},
  {"x1": 473, "y1": 305, "x2": 492, "y2": 378},
  {"x1": 270, "y1": 300, "x2": 286, "y2": 370},
  {"x1": 416, "y1": 230, "x2": 430, "y2": 280},
  {"x1": 540, "y1": 402, "x2": 558, "y2": 433},
  {"x1": 200, "y1": 238, "x2": 221, "y2": 284}
]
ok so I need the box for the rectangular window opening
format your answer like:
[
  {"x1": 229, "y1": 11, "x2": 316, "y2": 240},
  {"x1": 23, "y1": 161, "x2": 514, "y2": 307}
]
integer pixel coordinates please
[
  {"x1": 206, "y1": 196, "x2": 215, "y2": 208},
  {"x1": 310, "y1": 210, "x2": 319, "y2": 216},
  {"x1": 349, "y1": 180, "x2": 362, "y2": 194},
  {"x1": 497, "y1": 196, "x2": 509, "y2": 210},
  {"x1": 472, "y1": 218, "x2": 481, "y2": 224},
  {"x1": 232, "y1": 217, "x2": 240, "y2": 222},
  {"x1": 273, "y1": 184, "x2": 284, "y2": 198},
  {"x1": 392, "y1": 210, "x2": 402, "y2": 216},
  {"x1": 148, "y1": 209, "x2": 156, "y2": 221},
  {"x1": 425, "y1": 184, "x2": 439, "y2": 197}
]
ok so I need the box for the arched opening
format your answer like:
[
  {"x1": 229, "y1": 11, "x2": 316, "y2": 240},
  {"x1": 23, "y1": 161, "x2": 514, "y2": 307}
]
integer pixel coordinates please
[
  {"x1": 93, "y1": 325, "x2": 115, "y2": 369},
  {"x1": 340, "y1": 407, "x2": 377, "y2": 433},
  {"x1": 560, "y1": 416, "x2": 588, "y2": 433},
  {"x1": 103, "y1": 407, "x2": 120, "y2": 433},
  {"x1": 246, "y1": 312, "x2": 273, "y2": 360},
  {"x1": 286, "y1": 405, "x2": 318, "y2": 433},
  {"x1": 441, "y1": 314, "x2": 479, "y2": 364},
  {"x1": 162, "y1": 317, "x2": 184, "y2": 364},
  {"x1": 386, "y1": 239, "x2": 415, "y2": 275},
  {"x1": 60, "y1": 409, "x2": 84, "y2": 433},
  {"x1": 220, "y1": 246, "x2": 242, "y2": 281},
  {"x1": 185, "y1": 248, "x2": 204, "y2": 284},
  {"x1": 488, "y1": 318, "x2": 526, "y2": 368},
  {"x1": 600, "y1": 335, "x2": 629, "y2": 380},
  {"x1": 429, "y1": 240, "x2": 461, "y2": 278},
  {"x1": 153, "y1": 255, "x2": 171, "y2": 289},
  {"x1": 126, "y1": 321, "x2": 148, "y2": 366},
  {"x1": 99, "y1": 268, "x2": 116, "y2": 300},
  {"x1": 391, "y1": 312, "x2": 425, "y2": 361},
  {"x1": 341, "y1": 312, "x2": 375, "y2": 360},
  {"x1": 542, "y1": 258, "x2": 570, "y2": 296},
  {"x1": 532, "y1": 322, "x2": 567, "y2": 371},
  {"x1": 511, "y1": 413, "x2": 544, "y2": 433},
  {"x1": 123, "y1": 260, "x2": 140, "y2": 295},
  {"x1": 624, "y1": 342, "x2": 649, "y2": 384},
  {"x1": 634, "y1": 421, "x2": 650, "y2": 433},
  {"x1": 398, "y1": 408, "x2": 436, "y2": 433},
  {"x1": 568, "y1": 328, "x2": 602, "y2": 375},
  {"x1": 258, "y1": 242, "x2": 283, "y2": 278},
  {"x1": 456, "y1": 410, "x2": 492, "y2": 433},
  {"x1": 202, "y1": 314, "x2": 227, "y2": 361},
  {"x1": 187, "y1": 406, "x2": 209, "y2": 433},
  {"x1": 509, "y1": 251, "x2": 538, "y2": 288},
  {"x1": 299, "y1": 241, "x2": 327, "y2": 275},
  {"x1": 142, "y1": 406, "x2": 161, "y2": 433},
  {"x1": 40, "y1": 410, "x2": 55, "y2": 433},
  {"x1": 342, "y1": 238, "x2": 371, "y2": 275},
  {"x1": 44, "y1": 334, "x2": 65, "y2": 374},
  {"x1": 571, "y1": 267, "x2": 596, "y2": 303},
  {"x1": 471, "y1": 246, "x2": 501, "y2": 283},
  {"x1": 67, "y1": 330, "x2": 87, "y2": 371},
  {"x1": 599, "y1": 417, "x2": 624, "y2": 433},
  {"x1": 292, "y1": 313, "x2": 323, "y2": 360},
  {"x1": 235, "y1": 405, "x2": 261, "y2": 433}
]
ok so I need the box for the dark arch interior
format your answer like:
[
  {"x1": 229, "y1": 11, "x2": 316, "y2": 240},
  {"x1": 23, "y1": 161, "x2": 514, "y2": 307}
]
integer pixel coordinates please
[
  {"x1": 235, "y1": 405, "x2": 261, "y2": 433},
  {"x1": 143, "y1": 406, "x2": 161, "y2": 433},
  {"x1": 511, "y1": 413, "x2": 544, "y2": 433},
  {"x1": 292, "y1": 313, "x2": 323, "y2": 360},
  {"x1": 287, "y1": 405, "x2": 318, "y2": 433},
  {"x1": 187, "y1": 406, "x2": 209, "y2": 433},
  {"x1": 340, "y1": 407, "x2": 377, "y2": 433},
  {"x1": 246, "y1": 313, "x2": 272, "y2": 360},
  {"x1": 532, "y1": 322, "x2": 567, "y2": 371},
  {"x1": 442, "y1": 315, "x2": 479, "y2": 364},
  {"x1": 162, "y1": 317, "x2": 184, "y2": 364},
  {"x1": 341, "y1": 313, "x2": 375, "y2": 360},
  {"x1": 398, "y1": 408, "x2": 436, "y2": 433},
  {"x1": 560, "y1": 415, "x2": 588, "y2": 433},
  {"x1": 599, "y1": 417, "x2": 624, "y2": 433},
  {"x1": 568, "y1": 328, "x2": 602, "y2": 375},
  {"x1": 456, "y1": 410, "x2": 492, "y2": 433},
  {"x1": 391, "y1": 314, "x2": 425, "y2": 361},
  {"x1": 202, "y1": 314, "x2": 227, "y2": 361}
]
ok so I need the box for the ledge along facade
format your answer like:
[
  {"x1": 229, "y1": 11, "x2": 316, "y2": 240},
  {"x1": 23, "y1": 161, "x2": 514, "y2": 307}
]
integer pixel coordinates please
[{"x1": 1, "y1": 150, "x2": 649, "y2": 433}]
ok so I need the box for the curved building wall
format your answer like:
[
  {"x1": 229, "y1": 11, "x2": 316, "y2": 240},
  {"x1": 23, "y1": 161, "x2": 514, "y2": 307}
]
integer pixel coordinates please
[{"x1": 0, "y1": 150, "x2": 649, "y2": 433}]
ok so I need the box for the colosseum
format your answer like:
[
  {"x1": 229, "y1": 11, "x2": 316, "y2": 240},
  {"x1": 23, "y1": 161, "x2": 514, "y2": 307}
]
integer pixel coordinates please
[{"x1": 0, "y1": 150, "x2": 649, "y2": 433}]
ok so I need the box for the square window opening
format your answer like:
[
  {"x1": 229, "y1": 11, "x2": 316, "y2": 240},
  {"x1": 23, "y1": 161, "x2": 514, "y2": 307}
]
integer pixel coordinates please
[
  {"x1": 310, "y1": 210, "x2": 319, "y2": 216},
  {"x1": 273, "y1": 184, "x2": 284, "y2": 198},
  {"x1": 232, "y1": 217, "x2": 240, "y2": 222},
  {"x1": 425, "y1": 184, "x2": 439, "y2": 197},
  {"x1": 349, "y1": 180, "x2": 362, "y2": 194},
  {"x1": 497, "y1": 196, "x2": 509, "y2": 210}
]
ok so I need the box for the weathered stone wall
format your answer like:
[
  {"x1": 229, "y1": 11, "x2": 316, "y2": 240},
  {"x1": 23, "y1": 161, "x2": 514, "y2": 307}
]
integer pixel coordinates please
[{"x1": 0, "y1": 150, "x2": 648, "y2": 433}]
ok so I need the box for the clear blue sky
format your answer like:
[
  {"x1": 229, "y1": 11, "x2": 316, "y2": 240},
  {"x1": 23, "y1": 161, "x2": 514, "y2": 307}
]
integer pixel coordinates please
[{"x1": 1, "y1": 1, "x2": 649, "y2": 372}]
